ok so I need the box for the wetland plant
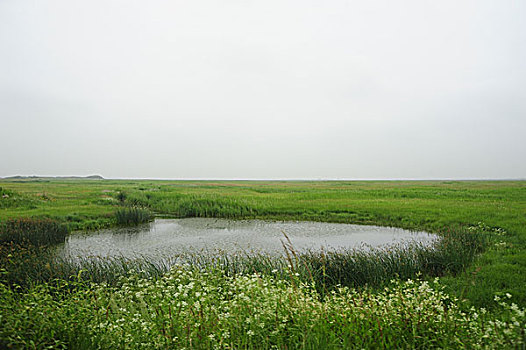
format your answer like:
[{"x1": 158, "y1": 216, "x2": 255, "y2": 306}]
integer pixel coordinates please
[
  {"x1": 4, "y1": 225, "x2": 484, "y2": 292},
  {"x1": 115, "y1": 207, "x2": 153, "y2": 225},
  {"x1": 0, "y1": 217, "x2": 68, "y2": 247},
  {"x1": 116, "y1": 190, "x2": 127, "y2": 203},
  {"x1": 0, "y1": 268, "x2": 524, "y2": 349}
]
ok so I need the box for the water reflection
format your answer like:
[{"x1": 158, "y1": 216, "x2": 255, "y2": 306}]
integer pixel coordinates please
[{"x1": 58, "y1": 218, "x2": 437, "y2": 260}]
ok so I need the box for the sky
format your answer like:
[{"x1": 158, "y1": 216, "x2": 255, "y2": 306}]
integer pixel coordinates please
[{"x1": 1, "y1": 0, "x2": 525, "y2": 180}]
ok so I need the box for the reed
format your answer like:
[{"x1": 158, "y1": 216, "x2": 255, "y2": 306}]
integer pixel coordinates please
[
  {"x1": 0, "y1": 217, "x2": 68, "y2": 247},
  {"x1": 1, "y1": 226, "x2": 485, "y2": 294},
  {"x1": 170, "y1": 196, "x2": 256, "y2": 218},
  {"x1": 114, "y1": 207, "x2": 152, "y2": 225},
  {"x1": 299, "y1": 229, "x2": 485, "y2": 292}
]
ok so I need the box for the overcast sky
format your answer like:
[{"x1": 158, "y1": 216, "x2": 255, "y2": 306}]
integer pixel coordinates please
[{"x1": 1, "y1": 0, "x2": 525, "y2": 179}]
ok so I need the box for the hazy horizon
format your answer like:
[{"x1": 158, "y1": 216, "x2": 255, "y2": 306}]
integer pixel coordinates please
[
  {"x1": 2, "y1": 174, "x2": 525, "y2": 181},
  {"x1": 1, "y1": 1, "x2": 525, "y2": 180}
]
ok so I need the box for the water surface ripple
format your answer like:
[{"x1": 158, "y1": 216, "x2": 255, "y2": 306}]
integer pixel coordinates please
[{"x1": 59, "y1": 218, "x2": 437, "y2": 259}]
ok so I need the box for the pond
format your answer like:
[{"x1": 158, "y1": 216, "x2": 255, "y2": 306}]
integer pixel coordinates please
[{"x1": 58, "y1": 218, "x2": 437, "y2": 259}]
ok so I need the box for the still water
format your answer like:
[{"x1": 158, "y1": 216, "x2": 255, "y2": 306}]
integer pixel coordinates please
[{"x1": 59, "y1": 218, "x2": 437, "y2": 259}]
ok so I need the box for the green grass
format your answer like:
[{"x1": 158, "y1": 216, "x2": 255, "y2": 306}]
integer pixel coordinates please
[
  {"x1": 0, "y1": 179, "x2": 525, "y2": 348},
  {"x1": 1, "y1": 268, "x2": 524, "y2": 349},
  {"x1": 1, "y1": 179, "x2": 524, "y2": 306}
]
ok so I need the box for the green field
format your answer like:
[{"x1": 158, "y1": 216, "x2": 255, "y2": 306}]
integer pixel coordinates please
[{"x1": 1, "y1": 179, "x2": 525, "y2": 348}]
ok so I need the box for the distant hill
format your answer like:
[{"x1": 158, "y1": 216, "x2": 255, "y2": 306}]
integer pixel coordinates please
[
  {"x1": 1, "y1": 175, "x2": 105, "y2": 180},
  {"x1": 84, "y1": 175, "x2": 105, "y2": 179}
]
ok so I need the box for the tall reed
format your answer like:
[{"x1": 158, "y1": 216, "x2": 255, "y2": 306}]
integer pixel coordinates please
[
  {"x1": 0, "y1": 218, "x2": 68, "y2": 247},
  {"x1": 2, "y1": 226, "x2": 485, "y2": 293},
  {"x1": 114, "y1": 207, "x2": 152, "y2": 225}
]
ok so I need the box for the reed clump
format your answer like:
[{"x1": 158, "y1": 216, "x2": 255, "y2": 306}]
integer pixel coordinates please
[
  {"x1": 172, "y1": 196, "x2": 256, "y2": 218},
  {"x1": 178, "y1": 229, "x2": 486, "y2": 293},
  {"x1": 0, "y1": 217, "x2": 68, "y2": 247},
  {"x1": 123, "y1": 191, "x2": 257, "y2": 218},
  {"x1": 114, "y1": 207, "x2": 152, "y2": 225}
]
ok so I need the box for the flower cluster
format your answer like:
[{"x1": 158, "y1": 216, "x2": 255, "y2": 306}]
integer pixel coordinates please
[
  {"x1": 1, "y1": 268, "x2": 524, "y2": 349},
  {"x1": 80, "y1": 269, "x2": 525, "y2": 349}
]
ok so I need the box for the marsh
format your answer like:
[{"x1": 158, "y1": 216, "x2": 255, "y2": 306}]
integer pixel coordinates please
[{"x1": 58, "y1": 218, "x2": 437, "y2": 259}]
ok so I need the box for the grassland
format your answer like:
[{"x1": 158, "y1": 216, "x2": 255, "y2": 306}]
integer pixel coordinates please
[{"x1": 0, "y1": 179, "x2": 525, "y2": 348}]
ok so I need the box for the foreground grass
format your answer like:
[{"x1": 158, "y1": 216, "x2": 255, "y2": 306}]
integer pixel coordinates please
[{"x1": 1, "y1": 268, "x2": 524, "y2": 349}]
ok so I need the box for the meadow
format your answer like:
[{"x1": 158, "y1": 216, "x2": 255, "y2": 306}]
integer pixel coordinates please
[{"x1": 0, "y1": 179, "x2": 525, "y2": 348}]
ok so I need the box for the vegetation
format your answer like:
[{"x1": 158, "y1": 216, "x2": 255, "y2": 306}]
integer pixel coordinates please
[
  {"x1": 0, "y1": 227, "x2": 482, "y2": 293},
  {"x1": 0, "y1": 217, "x2": 68, "y2": 246},
  {"x1": 115, "y1": 207, "x2": 152, "y2": 226},
  {"x1": 0, "y1": 269, "x2": 524, "y2": 349},
  {"x1": 0, "y1": 179, "x2": 524, "y2": 348}
]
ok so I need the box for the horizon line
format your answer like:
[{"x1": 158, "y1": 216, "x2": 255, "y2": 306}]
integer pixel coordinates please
[{"x1": 1, "y1": 175, "x2": 525, "y2": 182}]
